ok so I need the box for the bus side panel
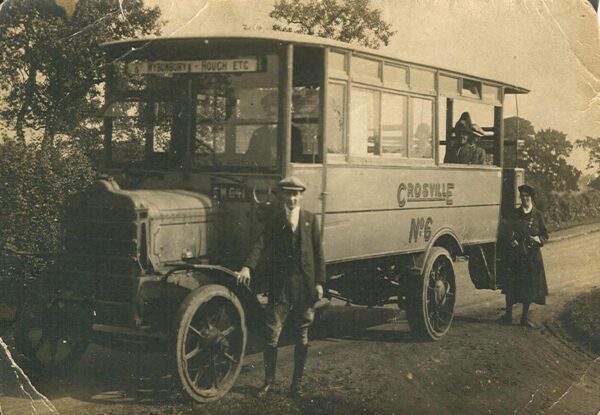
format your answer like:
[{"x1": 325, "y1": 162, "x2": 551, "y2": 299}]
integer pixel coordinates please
[
  {"x1": 323, "y1": 165, "x2": 502, "y2": 262},
  {"x1": 287, "y1": 165, "x2": 324, "y2": 215}
]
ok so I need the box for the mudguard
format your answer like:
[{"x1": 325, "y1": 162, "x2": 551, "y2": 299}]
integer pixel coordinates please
[{"x1": 162, "y1": 264, "x2": 264, "y2": 330}]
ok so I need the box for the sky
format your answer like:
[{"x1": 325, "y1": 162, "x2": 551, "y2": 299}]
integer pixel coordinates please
[{"x1": 142, "y1": 0, "x2": 600, "y2": 171}]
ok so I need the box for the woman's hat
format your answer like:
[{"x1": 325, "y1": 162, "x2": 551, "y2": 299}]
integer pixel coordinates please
[
  {"x1": 471, "y1": 124, "x2": 485, "y2": 137},
  {"x1": 518, "y1": 184, "x2": 535, "y2": 196}
]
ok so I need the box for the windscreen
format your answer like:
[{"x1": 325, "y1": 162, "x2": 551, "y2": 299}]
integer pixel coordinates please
[{"x1": 105, "y1": 54, "x2": 280, "y2": 170}]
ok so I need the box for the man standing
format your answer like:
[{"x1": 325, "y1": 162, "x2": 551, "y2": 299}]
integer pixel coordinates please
[{"x1": 236, "y1": 176, "x2": 325, "y2": 398}]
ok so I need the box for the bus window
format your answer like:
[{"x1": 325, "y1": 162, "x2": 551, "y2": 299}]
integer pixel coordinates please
[
  {"x1": 107, "y1": 54, "x2": 280, "y2": 170},
  {"x1": 104, "y1": 101, "x2": 146, "y2": 164},
  {"x1": 195, "y1": 91, "x2": 228, "y2": 155},
  {"x1": 352, "y1": 56, "x2": 381, "y2": 82},
  {"x1": 152, "y1": 102, "x2": 173, "y2": 153},
  {"x1": 236, "y1": 88, "x2": 278, "y2": 167},
  {"x1": 349, "y1": 87, "x2": 380, "y2": 156},
  {"x1": 462, "y1": 79, "x2": 482, "y2": 99},
  {"x1": 410, "y1": 68, "x2": 435, "y2": 93},
  {"x1": 482, "y1": 85, "x2": 501, "y2": 102},
  {"x1": 410, "y1": 97, "x2": 433, "y2": 159},
  {"x1": 442, "y1": 99, "x2": 497, "y2": 165},
  {"x1": 383, "y1": 64, "x2": 408, "y2": 90},
  {"x1": 327, "y1": 82, "x2": 346, "y2": 156},
  {"x1": 381, "y1": 93, "x2": 407, "y2": 156},
  {"x1": 439, "y1": 75, "x2": 459, "y2": 96},
  {"x1": 292, "y1": 46, "x2": 323, "y2": 164}
]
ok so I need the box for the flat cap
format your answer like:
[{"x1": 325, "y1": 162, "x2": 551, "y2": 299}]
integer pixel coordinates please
[
  {"x1": 518, "y1": 184, "x2": 535, "y2": 196},
  {"x1": 278, "y1": 176, "x2": 307, "y2": 192},
  {"x1": 471, "y1": 124, "x2": 485, "y2": 137}
]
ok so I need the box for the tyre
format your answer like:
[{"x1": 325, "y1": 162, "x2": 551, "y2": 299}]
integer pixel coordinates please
[
  {"x1": 406, "y1": 247, "x2": 456, "y2": 341},
  {"x1": 14, "y1": 301, "x2": 90, "y2": 376},
  {"x1": 174, "y1": 284, "x2": 247, "y2": 403}
]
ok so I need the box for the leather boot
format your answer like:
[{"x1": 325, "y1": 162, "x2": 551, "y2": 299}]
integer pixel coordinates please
[
  {"x1": 290, "y1": 343, "x2": 308, "y2": 397},
  {"x1": 256, "y1": 345, "x2": 277, "y2": 398}
]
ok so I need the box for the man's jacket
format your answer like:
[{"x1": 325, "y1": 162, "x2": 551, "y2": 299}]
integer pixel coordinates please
[
  {"x1": 457, "y1": 143, "x2": 486, "y2": 164},
  {"x1": 244, "y1": 208, "x2": 326, "y2": 305}
]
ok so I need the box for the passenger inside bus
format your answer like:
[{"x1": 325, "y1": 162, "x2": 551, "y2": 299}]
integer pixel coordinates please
[
  {"x1": 245, "y1": 92, "x2": 279, "y2": 165},
  {"x1": 444, "y1": 112, "x2": 472, "y2": 164},
  {"x1": 244, "y1": 91, "x2": 304, "y2": 165},
  {"x1": 457, "y1": 123, "x2": 486, "y2": 165},
  {"x1": 444, "y1": 112, "x2": 487, "y2": 165}
]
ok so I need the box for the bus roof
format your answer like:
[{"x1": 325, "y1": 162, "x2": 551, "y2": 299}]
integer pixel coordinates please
[{"x1": 102, "y1": 31, "x2": 529, "y2": 94}]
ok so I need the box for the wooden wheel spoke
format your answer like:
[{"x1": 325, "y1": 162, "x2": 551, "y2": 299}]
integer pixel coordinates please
[
  {"x1": 188, "y1": 325, "x2": 205, "y2": 338},
  {"x1": 221, "y1": 326, "x2": 235, "y2": 337},
  {"x1": 184, "y1": 345, "x2": 206, "y2": 361},
  {"x1": 437, "y1": 310, "x2": 451, "y2": 322},
  {"x1": 206, "y1": 303, "x2": 224, "y2": 327},
  {"x1": 223, "y1": 351, "x2": 238, "y2": 365},
  {"x1": 212, "y1": 358, "x2": 220, "y2": 388},
  {"x1": 193, "y1": 369, "x2": 201, "y2": 386},
  {"x1": 430, "y1": 313, "x2": 439, "y2": 330}
]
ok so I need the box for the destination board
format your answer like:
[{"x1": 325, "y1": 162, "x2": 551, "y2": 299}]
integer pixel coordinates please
[{"x1": 127, "y1": 58, "x2": 260, "y2": 75}]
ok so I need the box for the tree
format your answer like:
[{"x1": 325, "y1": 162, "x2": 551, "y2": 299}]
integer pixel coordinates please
[
  {"x1": 270, "y1": 0, "x2": 395, "y2": 49},
  {"x1": 520, "y1": 128, "x2": 581, "y2": 193},
  {"x1": 0, "y1": 137, "x2": 96, "y2": 305},
  {"x1": 0, "y1": 0, "x2": 162, "y2": 148},
  {"x1": 503, "y1": 116, "x2": 535, "y2": 167},
  {"x1": 503, "y1": 116, "x2": 535, "y2": 142},
  {"x1": 576, "y1": 136, "x2": 600, "y2": 190},
  {"x1": 0, "y1": 0, "x2": 162, "y2": 297}
]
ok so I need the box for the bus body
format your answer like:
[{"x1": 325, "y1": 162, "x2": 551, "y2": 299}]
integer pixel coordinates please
[{"x1": 19, "y1": 32, "x2": 527, "y2": 402}]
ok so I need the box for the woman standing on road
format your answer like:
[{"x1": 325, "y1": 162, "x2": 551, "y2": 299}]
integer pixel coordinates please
[{"x1": 499, "y1": 184, "x2": 549, "y2": 328}]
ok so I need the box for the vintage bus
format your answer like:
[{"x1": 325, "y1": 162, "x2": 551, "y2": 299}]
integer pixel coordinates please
[{"x1": 14, "y1": 32, "x2": 527, "y2": 402}]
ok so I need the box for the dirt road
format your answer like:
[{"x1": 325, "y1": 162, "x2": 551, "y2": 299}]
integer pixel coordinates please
[{"x1": 2, "y1": 229, "x2": 599, "y2": 414}]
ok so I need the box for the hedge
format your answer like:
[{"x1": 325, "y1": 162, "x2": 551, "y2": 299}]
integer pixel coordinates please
[
  {"x1": 535, "y1": 190, "x2": 600, "y2": 231},
  {"x1": 0, "y1": 138, "x2": 95, "y2": 305}
]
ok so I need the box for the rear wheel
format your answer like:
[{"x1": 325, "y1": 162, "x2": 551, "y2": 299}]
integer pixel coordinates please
[
  {"x1": 14, "y1": 301, "x2": 90, "y2": 376},
  {"x1": 174, "y1": 284, "x2": 247, "y2": 403},
  {"x1": 406, "y1": 247, "x2": 456, "y2": 340}
]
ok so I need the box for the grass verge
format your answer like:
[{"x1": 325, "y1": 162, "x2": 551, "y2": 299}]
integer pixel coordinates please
[{"x1": 560, "y1": 288, "x2": 600, "y2": 355}]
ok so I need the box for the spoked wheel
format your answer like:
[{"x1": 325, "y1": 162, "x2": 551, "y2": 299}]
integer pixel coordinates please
[
  {"x1": 407, "y1": 247, "x2": 456, "y2": 341},
  {"x1": 174, "y1": 284, "x2": 247, "y2": 403},
  {"x1": 14, "y1": 302, "x2": 90, "y2": 376}
]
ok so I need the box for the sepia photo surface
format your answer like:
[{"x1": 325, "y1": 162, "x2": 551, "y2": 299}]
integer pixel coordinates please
[{"x1": 0, "y1": 1, "x2": 599, "y2": 414}]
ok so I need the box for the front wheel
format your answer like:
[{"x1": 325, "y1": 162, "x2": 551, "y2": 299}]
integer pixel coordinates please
[
  {"x1": 406, "y1": 247, "x2": 456, "y2": 341},
  {"x1": 174, "y1": 284, "x2": 247, "y2": 403}
]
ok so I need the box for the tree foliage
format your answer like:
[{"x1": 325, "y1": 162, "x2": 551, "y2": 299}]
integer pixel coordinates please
[
  {"x1": 0, "y1": 0, "x2": 162, "y2": 148},
  {"x1": 504, "y1": 116, "x2": 535, "y2": 142},
  {"x1": 520, "y1": 128, "x2": 581, "y2": 193},
  {"x1": 575, "y1": 136, "x2": 600, "y2": 190},
  {"x1": 270, "y1": 0, "x2": 395, "y2": 49},
  {"x1": 0, "y1": 0, "x2": 162, "y2": 296},
  {"x1": 504, "y1": 117, "x2": 581, "y2": 194},
  {"x1": 0, "y1": 137, "x2": 96, "y2": 302}
]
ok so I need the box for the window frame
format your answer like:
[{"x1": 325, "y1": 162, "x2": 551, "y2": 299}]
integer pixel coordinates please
[{"x1": 408, "y1": 95, "x2": 435, "y2": 159}]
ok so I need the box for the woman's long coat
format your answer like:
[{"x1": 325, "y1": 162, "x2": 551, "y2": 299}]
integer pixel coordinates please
[{"x1": 502, "y1": 206, "x2": 549, "y2": 305}]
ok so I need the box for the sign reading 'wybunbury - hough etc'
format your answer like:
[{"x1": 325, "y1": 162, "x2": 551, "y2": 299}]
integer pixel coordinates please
[{"x1": 127, "y1": 58, "x2": 260, "y2": 75}]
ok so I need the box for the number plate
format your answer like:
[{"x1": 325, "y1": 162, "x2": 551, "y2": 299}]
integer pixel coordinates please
[{"x1": 212, "y1": 183, "x2": 249, "y2": 202}]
